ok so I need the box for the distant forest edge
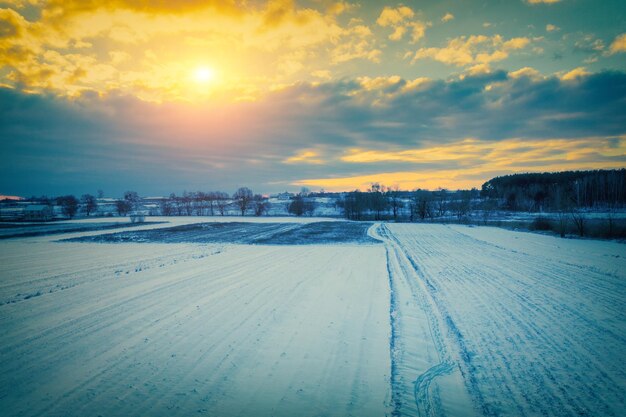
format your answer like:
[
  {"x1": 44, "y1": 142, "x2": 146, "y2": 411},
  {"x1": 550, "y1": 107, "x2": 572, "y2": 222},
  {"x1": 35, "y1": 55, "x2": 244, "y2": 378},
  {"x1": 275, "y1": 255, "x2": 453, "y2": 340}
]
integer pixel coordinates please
[
  {"x1": 1, "y1": 169, "x2": 625, "y2": 239},
  {"x1": 481, "y1": 169, "x2": 626, "y2": 211}
]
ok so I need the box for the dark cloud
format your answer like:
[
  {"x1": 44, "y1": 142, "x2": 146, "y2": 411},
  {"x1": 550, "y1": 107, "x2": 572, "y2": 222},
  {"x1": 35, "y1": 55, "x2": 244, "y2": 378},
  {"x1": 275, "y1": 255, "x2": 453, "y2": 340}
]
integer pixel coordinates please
[{"x1": 1, "y1": 70, "x2": 625, "y2": 196}]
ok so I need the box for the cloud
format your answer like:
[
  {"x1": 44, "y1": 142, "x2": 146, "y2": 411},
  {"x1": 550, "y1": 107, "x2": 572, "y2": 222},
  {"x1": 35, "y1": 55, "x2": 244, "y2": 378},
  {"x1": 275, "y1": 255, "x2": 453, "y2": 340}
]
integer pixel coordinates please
[
  {"x1": 503, "y1": 37, "x2": 530, "y2": 49},
  {"x1": 0, "y1": 0, "x2": 42, "y2": 7},
  {"x1": 2, "y1": 69, "x2": 625, "y2": 195},
  {"x1": 330, "y1": 22, "x2": 381, "y2": 63},
  {"x1": 296, "y1": 136, "x2": 625, "y2": 190},
  {"x1": 326, "y1": 2, "x2": 357, "y2": 16},
  {"x1": 560, "y1": 66, "x2": 590, "y2": 81},
  {"x1": 0, "y1": 1, "x2": 384, "y2": 102},
  {"x1": 466, "y1": 63, "x2": 492, "y2": 76},
  {"x1": 609, "y1": 33, "x2": 626, "y2": 54},
  {"x1": 0, "y1": 7, "x2": 28, "y2": 38},
  {"x1": 410, "y1": 35, "x2": 531, "y2": 67},
  {"x1": 376, "y1": 5, "x2": 428, "y2": 43},
  {"x1": 573, "y1": 34, "x2": 605, "y2": 53},
  {"x1": 509, "y1": 66, "x2": 544, "y2": 80},
  {"x1": 546, "y1": 24, "x2": 559, "y2": 32},
  {"x1": 283, "y1": 150, "x2": 325, "y2": 164},
  {"x1": 340, "y1": 137, "x2": 623, "y2": 165},
  {"x1": 441, "y1": 13, "x2": 454, "y2": 23},
  {"x1": 376, "y1": 5, "x2": 414, "y2": 26}
]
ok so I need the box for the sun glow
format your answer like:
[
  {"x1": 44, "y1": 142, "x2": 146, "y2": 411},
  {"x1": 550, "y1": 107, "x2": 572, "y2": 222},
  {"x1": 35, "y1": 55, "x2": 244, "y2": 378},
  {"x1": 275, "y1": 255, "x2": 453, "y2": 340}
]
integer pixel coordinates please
[{"x1": 193, "y1": 66, "x2": 216, "y2": 84}]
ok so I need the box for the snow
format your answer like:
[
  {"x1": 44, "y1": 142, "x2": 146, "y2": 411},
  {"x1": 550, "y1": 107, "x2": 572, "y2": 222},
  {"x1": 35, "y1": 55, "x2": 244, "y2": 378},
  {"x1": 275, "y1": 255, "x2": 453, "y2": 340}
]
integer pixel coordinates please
[
  {"x1": 376, "y1": 223, "x2": 626, "y2": 416},
  {"x1": 0, "y1": 220, "x2": 390, "y2": 417},
  {"x1": 1, "y1": 218, "x2": 625, "y2": 416}
]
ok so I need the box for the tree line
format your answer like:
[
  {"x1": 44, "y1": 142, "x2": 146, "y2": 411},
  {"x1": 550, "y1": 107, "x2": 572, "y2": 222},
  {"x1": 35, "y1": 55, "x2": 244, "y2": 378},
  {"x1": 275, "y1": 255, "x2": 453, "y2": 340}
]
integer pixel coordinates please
[
  {"x1": 336, "y1": 184, "x2": 480, "y2": 221},
  {"x1": 481, "y1": 169, "x2": 626, "y2": 211},
  {"x1": 24, "y1": 187, "x2": 317, "y2": 219},
  {"x1": 15, "y1": 169, "x2": 625, "y2": 237}
]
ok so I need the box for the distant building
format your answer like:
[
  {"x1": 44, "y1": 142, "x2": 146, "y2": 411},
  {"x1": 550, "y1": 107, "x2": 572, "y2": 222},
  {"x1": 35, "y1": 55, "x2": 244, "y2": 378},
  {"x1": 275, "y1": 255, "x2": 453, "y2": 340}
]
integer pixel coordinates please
[{"x1": 23, "y1": 205, "x2": 53, "y2": 221}]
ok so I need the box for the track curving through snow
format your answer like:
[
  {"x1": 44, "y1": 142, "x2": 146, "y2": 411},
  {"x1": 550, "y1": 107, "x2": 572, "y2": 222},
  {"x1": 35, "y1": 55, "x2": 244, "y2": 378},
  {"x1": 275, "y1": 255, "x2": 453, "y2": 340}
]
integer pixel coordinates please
[{"x1": 382, "y1": 223, "x2": 626, "y2": 417}]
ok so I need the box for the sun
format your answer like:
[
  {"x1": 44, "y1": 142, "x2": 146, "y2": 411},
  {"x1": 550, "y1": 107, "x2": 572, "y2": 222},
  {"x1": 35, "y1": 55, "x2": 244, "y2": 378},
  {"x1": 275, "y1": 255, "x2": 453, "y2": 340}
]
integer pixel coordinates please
[{"x1": 193, "y1": 66, "x2": 215, "y2": 84}]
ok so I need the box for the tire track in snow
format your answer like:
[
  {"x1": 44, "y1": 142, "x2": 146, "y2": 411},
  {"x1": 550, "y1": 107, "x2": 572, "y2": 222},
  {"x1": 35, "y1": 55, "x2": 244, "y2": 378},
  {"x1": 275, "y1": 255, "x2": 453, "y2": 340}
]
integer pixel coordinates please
[
  {"x1": 385, "y1": 223, "x2": 626, "y2": 417},
  {"x1": 373, "y1": 224, "x2": 459, "y2": 417},
  {"x1": 413, "y1": 361, "x2": 455, "y2": 417}
]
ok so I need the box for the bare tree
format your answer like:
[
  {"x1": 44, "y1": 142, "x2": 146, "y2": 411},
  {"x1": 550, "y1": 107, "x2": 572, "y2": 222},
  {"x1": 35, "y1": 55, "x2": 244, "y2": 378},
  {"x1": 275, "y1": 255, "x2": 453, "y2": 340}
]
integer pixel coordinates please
[
  {"x1": 160, "y1": 199, "x2": 174, "y2": 216},
  {"x1": 570, "y1": 209, "x2": 587, "y2": 237},
  {"x1": 181, "y1": 191, "x2": 193, "y2": 216},
  {"x1": 206, "y1": 192, "x2": 217, "y2": 216},
  {"x1": 81, "y1": 194, "x2": 98, "y2": 216},
  {"x1": 116, "y1": 200, "x2": 132, "y2": 216},
  {"x1": 368, "y1": 183, "x2": 388, "y2": 220},
  {"x1": 214, "y1": 192, "x2": 229, "y2": 215},
  {"x1": 556, "y1": 211, "x2": 569, "y2": 237},
  {"x1": 480, "y1": 197, "x2": 498, "y2": 225},
  {"x1": 252, "y1": 194, "x2": 269, "y2": 216},
  {"x1": 57, "y1": 195, "x2": 79, "y2": 219},
  {"x1": 288, "y1": 194, "x2": 305, "y2": 216},
  {"x1": 123, "y1": 191, "x2": 140, "y2": 212},
  {"x1": 233, "y1": 187, "x2": 253, "y2": 216},
  {"x1": 454, "y1": 190, "x2": 472, "y2": 221},
  {"x1": 169, "y1": 193, "x2": 183, "y2": 216},
  {"x1": 414, "y1": 189, "x2": 432, "y2": 221},
  {"x1": 433, "y1": 188, "x2": 448, "y2": 218},
  {"x1": 337, "y1": 190, "x2": 367, "y2": 220},
  {"x1": 288, "y1": 192, "x2": 315, "y2": 216},
  {"x1": 303, "y1": 198, "x2": 316, "y2": 216},
  {"x1": 387, "y1": 185, "x2": 403, "y2": 221}
]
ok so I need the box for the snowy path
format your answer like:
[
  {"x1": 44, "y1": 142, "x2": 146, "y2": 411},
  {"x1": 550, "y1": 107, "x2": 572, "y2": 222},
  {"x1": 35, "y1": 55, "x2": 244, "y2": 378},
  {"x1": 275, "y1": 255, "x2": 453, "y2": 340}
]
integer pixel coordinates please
[
  {"x1": 372, "y1": 224, "x2": 477, "y2": 417},
  {"x1": 0, "y1": 238, "x2": 391, "y2": 417},
  {"x1": 382, "y1": 223, "x2": 626, "y2": 417}
]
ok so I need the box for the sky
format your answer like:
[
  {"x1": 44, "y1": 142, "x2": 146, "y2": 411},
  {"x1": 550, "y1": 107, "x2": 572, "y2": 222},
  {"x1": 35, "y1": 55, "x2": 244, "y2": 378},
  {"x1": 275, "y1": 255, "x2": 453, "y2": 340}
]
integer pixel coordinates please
[{"x1": 0, "y1": 0, "x2": 625, "y2": 197}]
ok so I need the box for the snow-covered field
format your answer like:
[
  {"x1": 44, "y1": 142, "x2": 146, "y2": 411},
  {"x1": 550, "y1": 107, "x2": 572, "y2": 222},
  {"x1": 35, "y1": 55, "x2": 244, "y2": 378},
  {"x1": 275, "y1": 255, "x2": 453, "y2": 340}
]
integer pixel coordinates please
[
  {"x1": 0, "y1": 217, "x2": 624, "y2": 416},
  {"x1": 376, "y1": 224, "x2": 625, "y2": 416}
]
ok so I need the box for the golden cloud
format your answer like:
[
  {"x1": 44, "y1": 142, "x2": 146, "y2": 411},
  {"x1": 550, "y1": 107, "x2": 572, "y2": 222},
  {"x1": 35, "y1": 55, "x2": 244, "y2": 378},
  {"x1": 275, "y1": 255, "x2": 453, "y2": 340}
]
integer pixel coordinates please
[
  {"x1": 509, "y1": 66, "x2": 544, "y2": 80},
  {"x1": 341, "y1": 137, "x2": 625, "y2": 165},
  {"x1": 0, "y1": 7, "x2": 27, "y2": 38},
  {"x1": 560, "y1": 67, "x2": 590, "y2": 81},
  {"x1": 0, "y1": 1, "x2": 384, "y2": 102},
  {"x1": 441, "y1": 13, "x2": 454, "y2": 23},
  {"x1": 283, "y1": 150, "x2": 325, "y2": 165},
  {"x1": 296, "y1": 136, "x2": 626, "y2": 191},
  {"x1": 411, "y1": 35, "x2": 531, "y2": 67},
  {"x1": 609, "y1": 33, "x2": 626, "y2": 54},
  {"x1": 376, "y1": 6, "x2": 414, "y2": 26},
  {"x1": 376, "y1": 5, "x2": 428, "y2": 43}
]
